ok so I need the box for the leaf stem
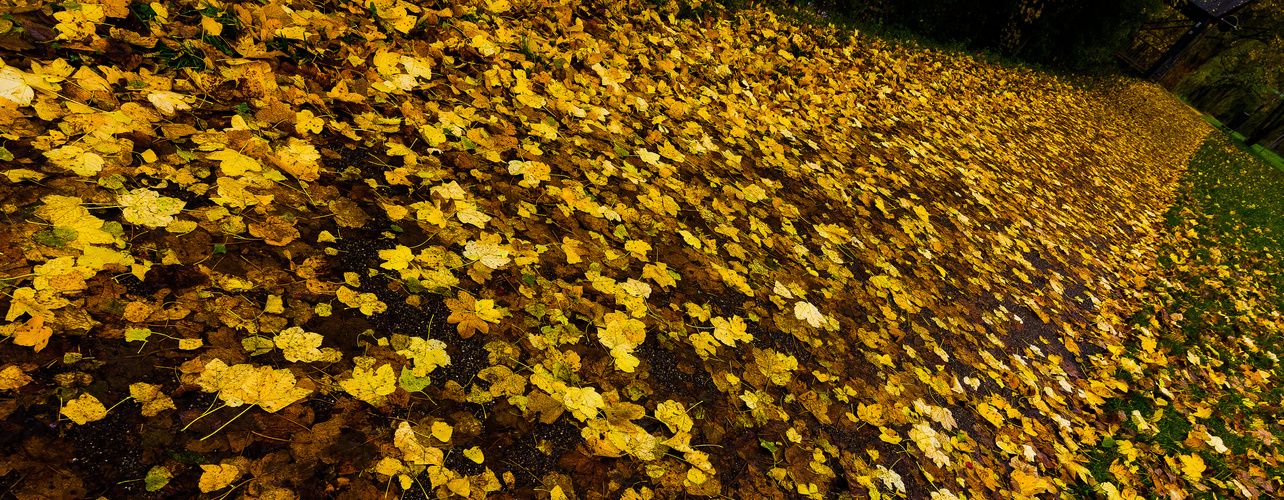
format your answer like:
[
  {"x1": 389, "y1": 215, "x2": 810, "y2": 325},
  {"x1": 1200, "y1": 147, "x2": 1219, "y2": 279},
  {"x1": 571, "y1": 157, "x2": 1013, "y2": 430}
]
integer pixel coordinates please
[
  {"x1": 200, "y1": 404, "x2": 256, "y2": 441},
  {"x1": 181, "y1": 401, "x2": 227, "y2": 432}
]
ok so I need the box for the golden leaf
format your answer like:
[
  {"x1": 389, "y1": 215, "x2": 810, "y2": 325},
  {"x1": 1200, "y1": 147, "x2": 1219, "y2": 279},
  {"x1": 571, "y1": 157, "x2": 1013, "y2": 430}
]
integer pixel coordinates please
[
  {"x1": 198, "y1": 464, "x2": 241, "y2": 493},
  {"x1": 147, "y1": 91, "x2": 191, "y2": 115},
  {"x1": 711, "y1": 316, "x2": 752, "y2": 346},
  {"x1": 61, "y1": 392, "x2": 107, "y2": 425},
  {"x1": 130, "y1": 382, "x2": 177, "y2": 416},
  {"x1": 0, "y1": 365, "x2": 33, "y2": 391},
  {"x1": 396, "y1": 421, "x2": 443, "y2": 465},
  {"x1": 656, "y1": 400, "x2": 694, "y2": 433},
  {"x1": 194, "y1": 359, "x2": 312, "y2": 412},
  {"x1": 431, "y1": 421, "x2": 453, "y2": 442},
  {"x1": 0, "y1": 64, "x2": 35, "y2": 106},
  {"x1": 340, "y1": 363, "x2": 397, "y2": 406},
  {"x1": 207, "y1": 149, "x2": 262, "y2": 177},
  {"x1": 11, "y1": 316, "x2": 53, "y2": 352},
  {"x1": 1180, "y1": 453, "x2": 1206, "y2": 481},
  {"x1": 464, "y1": 446, "x2": 484, "y2": 464}
]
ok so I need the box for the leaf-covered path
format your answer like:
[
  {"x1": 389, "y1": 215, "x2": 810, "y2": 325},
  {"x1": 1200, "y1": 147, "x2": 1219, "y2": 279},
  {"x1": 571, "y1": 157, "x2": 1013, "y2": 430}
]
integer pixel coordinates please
[{"x1": 0, "y1": 0, "x2": 1237, "y2": 499}]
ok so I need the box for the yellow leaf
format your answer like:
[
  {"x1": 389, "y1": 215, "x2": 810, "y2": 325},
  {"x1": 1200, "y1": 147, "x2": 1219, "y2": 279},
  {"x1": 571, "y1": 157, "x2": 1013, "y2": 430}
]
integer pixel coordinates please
[
  {"x1": 624, "y1": 240, "x2": 651, "y2": 261},
  {"x1": 686, "y1": 466, "x2": 709, "y2": 485},
  {"x1": 374, "y1": 457, "x2": 405, "y2": 476},
  {"x1": 43, "y1": 145, "x2": 104, "y2": 176},
  {"x1": 61, "y1": 392, "x2": 107, "y2": 425},
  {"x1": 1011, "y1": 469, "x2": 1052, "y2": 496},
  {"x1": 0, "y1": 365, "x2": 33, "y2": 391},
  {"x1": 878, "y1": 426, "x2": 902, "y2": 444},
  {"x1": 194, "y1": 359, "x2": 312, "y2": 412},
  {"x1": 6, "y1": 287, "x2": 70, "y2": 322},
  {"x1": 485, "y1": 0, "x2": 510, "y2": 13},
  {"x1": 794, "y1": 301, "x2": 825, "y2": 328},
  {"x1": 336, "y1": 286, "x2": 387, "y2": 316},
  {"x1": 642, "y1": 262, "x2": 677, "y2": 288},
  {"x1": 11, "y1": 316, "x2": 53, "y2": 352},
  {"x1": 857, "y1": 403, "x2": 886, "y2": 426},
  {"x1": 147, "y1": 91, "x2": 191, "y2": 115},
  {"x1": 563, "y1": 386, "x2": 605, "y2": 421},
  {"x1": 684, "y1": 302, "x2": 711, "y2": 322},
  {"x1": 390, "y1": 15, "x2": 416, "y2": 34},
  {"x1": 636, "y1": 148, "x2": 662, "y2": 166},
  {"x1": 0, "y1": 64, "x2": 35, "y2": 106},
  {"x1": 869, "y1": 275, "x2": 898, "y2": 290},
  {"x1": 464, "y1": 446, "x2": 484, "y2": 463},
  {"x1": 198, "y1": 464, "x2": 241, "y2": 493},
  {"x1": 677, "y1": 230, "x2": 702, "y2": 249},
  {"x1": 340, "y1": 363, "x2": 397, "y2": 406},
  {"x1": 296, "y1": 110, "x2": 325, "y2": 135},
  {"x1": 129, "y1": 382, "x2": 177, "y2": 416},
  {"x1": 470, "y1": 34, "x2": 499, "y2": 56},
  {"x1": 379, "y1": 245, "x2": 416, "y2": 271},
  {"x1": 976, "y1": 402, "x2": 1004, "y2": 427},
  {"x1": 609, "y1": 347, "x2": 641, "y2": 373},
  {"x1": 201, "y1": 15, "x2": 223, "y2": 36},
  {"x1": 463, "y1": 238, "x2": 511, "y2": 268},
  {"x1": 276, "y1": 138, "x2": 321, "y2": 181},
  {"x1": 507, "y1": 160, "x2": 551, "y2": 187},
  {"x1": 711, "y1": 315, "x2": 752, "y2": 346},
  {"x1": 456, "y1": 202, "x2": 492, "y2": 228},
  {"x1": 656, "y1": 400, "x2": 694, "y2": 433},
  {"x1": 78, "y1": 245, "x2": 134, "y2": 271},
  {"x1": 207, "y1": 149, "x2": 262, "y2": 177},
  {"x1": 562, "y1": 237, "x2": 584, "y2": 264},
  {"x1": 396, "y1": 421, "x2": 444, "y2": 465},
  {"x1": 431, "y1": 421, "x2": 453, "y2": 442},
  {"x1": 1180, "y1": 453, "x2": 1206, "y2": 481},
  {"x1": 448, "y1": 477, "x2": 471, "y2": 497},
  {"x1": 397, "y1": 337, "x2": 451, "y2": 377},
  {"x1": 274, "y1": 327, "x2": 340, "y2": 363},
  {"x1": 474, "y1": 299, "x2": 504, "y2": 323},
  {"x1": 116, "y1": 188, "x2": 186, "y2": 229},
  {"x1": 658, "y1": 140, "x2": 686, "y2": 162}
]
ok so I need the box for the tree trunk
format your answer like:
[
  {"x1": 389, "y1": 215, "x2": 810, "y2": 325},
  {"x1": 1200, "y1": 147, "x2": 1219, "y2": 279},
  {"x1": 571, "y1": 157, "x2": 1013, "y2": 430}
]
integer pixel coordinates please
[
  {"x1": 1268, "y1": 132, "x2": 1284, "y2": 150},
  {"x1": 1244, "y1": 101, "x2": 1284, "y2": 145}
]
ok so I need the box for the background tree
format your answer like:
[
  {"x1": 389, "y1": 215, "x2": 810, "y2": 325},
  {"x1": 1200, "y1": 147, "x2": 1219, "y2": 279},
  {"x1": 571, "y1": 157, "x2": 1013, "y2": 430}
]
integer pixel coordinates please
[
  {"x1": 776, "y1": 0, "x2": 1167, "y2": 72},
  {"x1": 1161, "y1": 0, "x2": 1284, "y2": 146}
]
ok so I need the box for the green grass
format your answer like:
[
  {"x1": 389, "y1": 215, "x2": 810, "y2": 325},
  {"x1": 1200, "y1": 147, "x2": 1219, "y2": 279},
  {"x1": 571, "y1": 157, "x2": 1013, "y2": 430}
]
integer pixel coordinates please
[
  {"x1": 1186, "y1": 132, "x2": 1284, "y2": 252},
  {"x1": 1070, "y1": 131, "x2": 1284, "y2": 497},
  {"x1": 1198, "y1": 115, "x2": 1284, "y2": 172}
]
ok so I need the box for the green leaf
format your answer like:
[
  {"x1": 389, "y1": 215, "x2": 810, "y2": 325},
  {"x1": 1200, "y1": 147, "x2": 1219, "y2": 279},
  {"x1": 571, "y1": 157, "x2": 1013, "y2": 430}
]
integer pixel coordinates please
[
  {"x1": 241, "y1": 336, "x2": 274, "y2": 356},
  {"x1": 166, "y1": 448, "x2": 208, "y2": 464},
  {"x1": 399, "y1": 367, "x2": 431, "y2": 392},
  {"x1": 101, "y1": 221, "x2": 124, "y2": 238},
  {"x1": 213, "y1": 244, "x2": 227, "y2": 254},
  {"x1": 125, "y1": 327, "x2": 153, "y2": 343},
  {"x1": 32, "y1": 228, "x2": 78, "y2": 248},
  {"x1": 0, "y1": 146, "x2": 12, "y2": 161},
  {"x1": 96, "y1": 174, "x2": 126, "y2": 190},
  {"x1": 522, "y1": 273, "x2": 537, "y2": 287},
  {"x1": 144, "y1": 466, "x2": 172, "y2": 492},
  {"x1": 404, "y1": 276, "x2": 424, "y2": 293}
]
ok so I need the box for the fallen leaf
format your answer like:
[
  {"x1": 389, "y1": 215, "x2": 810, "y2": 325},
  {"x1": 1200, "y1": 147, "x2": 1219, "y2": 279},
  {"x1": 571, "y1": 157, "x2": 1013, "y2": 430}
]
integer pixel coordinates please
[{"x1": 62, "y1": 392, "x2": 107, "y2": 425}]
